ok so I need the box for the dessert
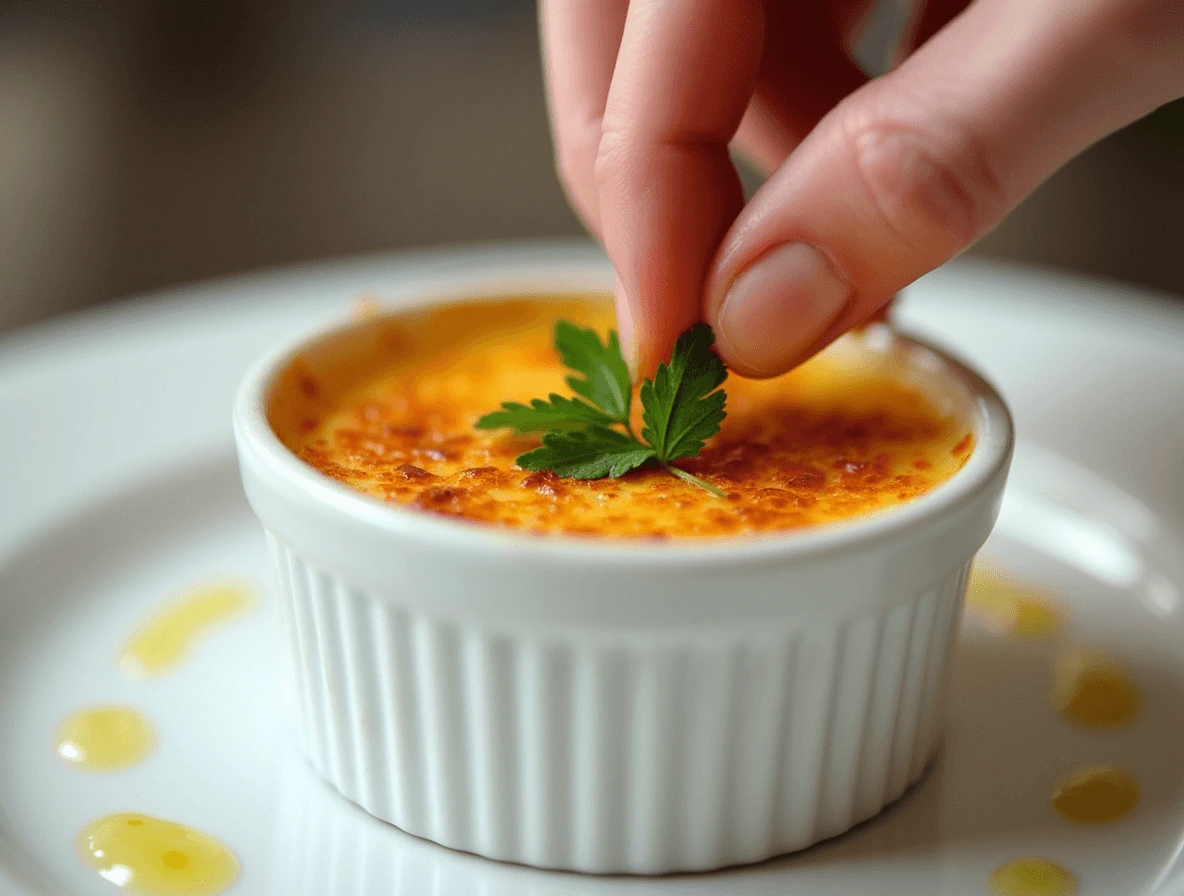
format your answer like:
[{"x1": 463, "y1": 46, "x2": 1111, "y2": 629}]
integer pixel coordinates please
[
  {"x1": 235, "y1": 272, "x2": 1012, "y2": 874},
  {"x1": 271, "y1": 297, "x2": 974, "y2": 538}
]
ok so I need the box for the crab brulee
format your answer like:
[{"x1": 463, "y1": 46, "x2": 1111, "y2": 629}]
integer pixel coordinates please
[{"x1": 270, "y1": 297, "x2": 974, "y2": 538}]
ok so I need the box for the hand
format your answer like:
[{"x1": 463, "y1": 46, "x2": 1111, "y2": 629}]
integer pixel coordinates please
[{"x1": 541, "y1": 0, "x2": 1184, "y2": 378}]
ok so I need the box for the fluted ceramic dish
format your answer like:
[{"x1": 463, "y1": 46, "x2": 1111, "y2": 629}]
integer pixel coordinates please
[{"x1": 232, "y1": 283, "x2": 1013, "y2": 874}]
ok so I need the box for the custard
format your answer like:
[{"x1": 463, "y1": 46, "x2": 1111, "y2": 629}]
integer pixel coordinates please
[{"x1": 273, "y1": 298, "x2": 974, "y2": 538}]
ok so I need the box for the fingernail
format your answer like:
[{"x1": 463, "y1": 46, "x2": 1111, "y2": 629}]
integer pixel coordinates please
[
  {"x1": 716, "y1": 243, "x2": 852, "y2": 376},
  {"x1": 614, "y1": 275, "x2": 640, "y2": 380}
]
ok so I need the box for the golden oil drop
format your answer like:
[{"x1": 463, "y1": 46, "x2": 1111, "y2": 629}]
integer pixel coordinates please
[
  {"x1": 965, "y1": 567, "x2": 1063, "y2": 639},
  {"x1": 121, "y1": 581, "x2": 252, "y2": 680},
  {"x1": 55, "y1": 706, "x2": 154, "y2": 772},
  {"x1": 1051, "y1": 646, "x2": 1140, "y2": 729},
  {"x1": 1052, "y1": 763, "x2": 1140, "y2": 825},
  {"x1": 76, "y1": 812, "x2": 239, "y2": 896},
  {"x1": 987, "y1": 858, "x2": 1076, "y2": 896}
]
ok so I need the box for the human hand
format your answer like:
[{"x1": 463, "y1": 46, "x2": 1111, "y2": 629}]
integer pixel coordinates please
[{"x1": 541, "y1": 0, "x2": 1184, "y2": 378}]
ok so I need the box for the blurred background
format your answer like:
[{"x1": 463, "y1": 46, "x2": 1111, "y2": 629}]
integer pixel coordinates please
[{"x1": 0, "y1": 0, "x2": 1181, "y2": 332}]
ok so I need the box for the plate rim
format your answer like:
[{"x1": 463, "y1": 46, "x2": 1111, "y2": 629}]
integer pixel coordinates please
[{"x1": 4, "y1": 242, "x2": 1184, "y2": 369}]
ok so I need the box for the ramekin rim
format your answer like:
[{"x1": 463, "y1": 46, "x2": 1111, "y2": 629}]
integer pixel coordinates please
[{"x1": 233, "y1": 296, "x2": 1013, "y2": 571}]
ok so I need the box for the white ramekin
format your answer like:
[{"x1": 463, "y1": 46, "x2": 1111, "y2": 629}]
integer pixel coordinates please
[{"x1": 233, "y1": 260, "x2": 1013, "y2": 875}]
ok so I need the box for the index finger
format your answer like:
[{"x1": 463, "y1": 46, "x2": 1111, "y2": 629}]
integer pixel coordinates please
[{"x1": 595, "y1": 0, "x2": 765, "y2": 378}]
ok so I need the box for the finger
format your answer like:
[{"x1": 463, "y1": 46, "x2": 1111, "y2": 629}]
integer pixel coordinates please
[
  {"x1": 539, "y1": 0, "x2": 629, "y2": 234},
  {"x1": 595, "y1": 0, "x2": 765, "y2": 379},
  {"x1": 706, "y1": 0, "x2": 1184, "y2": 378},
  {"x1": 734, "y1": 2, "x2": 869, "y2": 173}
]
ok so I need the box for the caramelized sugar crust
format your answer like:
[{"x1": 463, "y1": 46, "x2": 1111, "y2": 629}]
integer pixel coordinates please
[{"x1": 274, "y1": 298, "x2": 974, "y2": 539}]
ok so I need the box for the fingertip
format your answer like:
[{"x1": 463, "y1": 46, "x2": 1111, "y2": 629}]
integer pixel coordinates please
[
  {"x1": 613, "y1": 275, "x2": 640, "y2": 380},
  {"x1": 632, "y1": 334, "x2": 674, "y2": 384},
  {"x1": 630, "y1": 323, "x2": 678, "y2": 384},
  {"x1": 627, "y1": 294, "x2": 700, "y2": 383},
  {"x1": 707, "y1": 242, "x2": 853, "y2": 378}
]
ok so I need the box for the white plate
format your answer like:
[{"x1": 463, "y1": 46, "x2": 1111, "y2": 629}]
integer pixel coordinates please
[{"x1": 1, "y1": 242, "x2": 1183, "y2": 896}]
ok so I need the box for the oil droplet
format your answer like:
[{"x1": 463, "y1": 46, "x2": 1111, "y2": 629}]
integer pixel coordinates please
[
  {"x1": 965, "y1": 567, "x2": 1063, "y2": 639},
  {"x1": 55, "y1": 706, "x2": 155, "y2": 772},
  {"x1": 987, "y1": 858, "x2": 1076, "y2": 896},
  {"x1": 1052, "y1": 763, "x2": 1140, "y2": 825},
  {"x1": 77, "y1": 813, "x2": 239, "y2": 896},
  {"x1": 121, "y1": 581, "x2": 253, "y2": 680},
  {"x1": 1051, "y1": 646, "x2": 1140, "y2": 729}
]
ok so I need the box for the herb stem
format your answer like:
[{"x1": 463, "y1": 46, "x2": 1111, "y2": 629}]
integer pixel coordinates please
[{"x1": 662, "y1": 464, "x2": 727, "y2": 498}]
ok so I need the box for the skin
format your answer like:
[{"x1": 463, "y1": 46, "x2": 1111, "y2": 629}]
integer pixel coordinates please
[{"x1": 540, "y1": 0, "x2": 1184, "y2": 379}]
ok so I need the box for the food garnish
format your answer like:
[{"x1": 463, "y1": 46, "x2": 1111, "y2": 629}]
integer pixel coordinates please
[{"x1": 476, "y1": 321, "x2": 728, "y2": 496}]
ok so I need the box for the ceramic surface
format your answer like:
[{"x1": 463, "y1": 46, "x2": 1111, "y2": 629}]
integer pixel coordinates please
[
  {"x1": 234, "y1": 272, "x2": 1012, "y2": 873},
  {"x1": 0, "y1": 243, "x2": 1182, "y2": 894}
]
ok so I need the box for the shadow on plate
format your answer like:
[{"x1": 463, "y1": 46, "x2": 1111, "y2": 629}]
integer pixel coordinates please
[{"x1": 0, "y1": 456, "x2": 246, "y2": 647}]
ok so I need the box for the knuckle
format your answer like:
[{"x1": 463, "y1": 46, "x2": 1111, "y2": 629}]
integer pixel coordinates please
[
  {"x1": 592, "y1": 125, "x2": 635, "y2": 193},
  {"x1": 554, "y1": 119, "x2": 606, "y2": 227},
  {"x1": 840, "y1": 103, "x2": 1008, "y2": 253},
  {"x1": 555, "y1": 140, "x2": 593, "y2": 204},
  {"x1": 553, "y1": 116, "x2": 605, "y2": 209}
]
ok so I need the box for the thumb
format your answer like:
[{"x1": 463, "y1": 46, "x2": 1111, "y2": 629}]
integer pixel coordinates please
[{"x1": 705, "y1": 0, "x2": 1184, "y2": 377}]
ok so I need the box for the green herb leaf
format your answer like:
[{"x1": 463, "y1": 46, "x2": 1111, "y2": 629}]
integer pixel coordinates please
[
  {"x1": 516, "y1": 426, "x2": 656, "y2": 479},
  {"x1": 474, "y1": 394, "x2": 614, "y2": 433},
  {"x1": 640, "y1": 323, "x2": 728, "y2": 462},
  {"x1": 476, "y1": 319, "x2": 729, "y2": 496},
  {"x1": 554, "y1": 321, "x2": 632, "y2": 423}
]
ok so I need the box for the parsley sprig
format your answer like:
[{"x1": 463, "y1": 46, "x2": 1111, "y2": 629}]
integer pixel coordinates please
[{"x1": 476, "y1": 321, "x2": 728, "y2": 497}]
